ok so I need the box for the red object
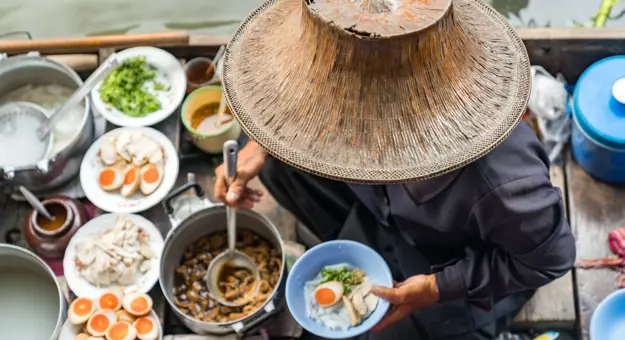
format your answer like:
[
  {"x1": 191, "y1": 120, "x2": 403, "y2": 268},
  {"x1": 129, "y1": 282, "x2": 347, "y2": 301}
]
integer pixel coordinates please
[{"x1": 609, "y1": 226, "x2": 625, "y2": 257}]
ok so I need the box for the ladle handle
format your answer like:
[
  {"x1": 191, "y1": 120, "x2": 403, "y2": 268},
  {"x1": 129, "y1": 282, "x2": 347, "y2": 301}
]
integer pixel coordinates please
[
  {"x1": 223, "y1": 140, "x2": 239, "y2": 252},
  {"x1": 212, "y1": 45, "x2": 226, "y2": 67},
  {"x1": 39, "y1": 54, "x2": 119, "y2": 137},
  {"x1": 19, "y1": 186, "x2": 53, "y2": 221}
]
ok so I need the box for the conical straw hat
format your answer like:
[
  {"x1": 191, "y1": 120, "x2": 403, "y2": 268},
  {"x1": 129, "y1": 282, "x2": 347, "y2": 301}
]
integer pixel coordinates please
[{"x1": 222, "y1": 0, "x2": 531, "y2": 183}]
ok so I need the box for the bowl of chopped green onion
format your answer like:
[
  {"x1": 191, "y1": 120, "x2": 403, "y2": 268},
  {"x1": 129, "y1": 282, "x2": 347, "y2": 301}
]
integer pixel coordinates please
[{"x1": 91, "y1": 46, "x2": 186, "y2": 127}]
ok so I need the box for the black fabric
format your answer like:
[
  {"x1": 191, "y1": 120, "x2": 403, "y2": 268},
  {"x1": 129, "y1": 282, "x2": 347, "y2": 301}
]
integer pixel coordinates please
[
  {"x1": 258, "y1": 122, "x2": 574, "y2": 339},
  {"x1": 260, "y1": 160, "x2": 523, "y2": 340}
]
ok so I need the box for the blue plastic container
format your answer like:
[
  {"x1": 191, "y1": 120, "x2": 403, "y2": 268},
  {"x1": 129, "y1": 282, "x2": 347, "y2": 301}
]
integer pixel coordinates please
[
  {"x1": 572, "y1": 56, "x2": 625, "y2": 182},
  {"x1": 590, "y1": 289, "x2": 625, "y2": 339}
]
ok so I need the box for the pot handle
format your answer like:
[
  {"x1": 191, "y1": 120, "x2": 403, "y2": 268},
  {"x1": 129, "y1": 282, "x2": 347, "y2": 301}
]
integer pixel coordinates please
[
  {"x1": 163, "y1": 181, "x2": 205, "y2": 215},
  {"x1": 235, "y1": 302, "x2": 281, "y2": 336}
]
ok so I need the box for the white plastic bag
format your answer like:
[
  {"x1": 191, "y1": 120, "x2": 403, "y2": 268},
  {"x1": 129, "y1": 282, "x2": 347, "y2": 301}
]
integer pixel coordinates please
[{"x1": 528, "y1": 66, "x2": 572, "y2": 164}]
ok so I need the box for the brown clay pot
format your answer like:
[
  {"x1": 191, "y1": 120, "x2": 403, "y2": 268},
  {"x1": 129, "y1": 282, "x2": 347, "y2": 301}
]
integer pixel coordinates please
[{"x1": 24, "y1": 196, "x2": 88, "y2": 259}]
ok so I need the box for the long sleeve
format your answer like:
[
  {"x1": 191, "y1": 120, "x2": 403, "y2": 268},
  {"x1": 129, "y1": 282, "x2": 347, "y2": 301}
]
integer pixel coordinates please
[{"x1": 434, "y1": 175, "x2": 576, "y2": 310}]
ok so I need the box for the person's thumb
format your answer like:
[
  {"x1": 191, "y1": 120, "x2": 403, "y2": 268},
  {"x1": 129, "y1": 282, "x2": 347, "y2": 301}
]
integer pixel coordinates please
[
  {"x1": 371, "y1": 285, "x2": 406, "y2": 304},
  {"x1": 226, "y1": 177, "x2": 248, "y2": 203}
]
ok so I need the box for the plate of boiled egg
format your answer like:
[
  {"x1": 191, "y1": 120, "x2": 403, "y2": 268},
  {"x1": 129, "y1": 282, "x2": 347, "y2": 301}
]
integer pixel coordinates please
[
  {"x1": 80, "y1": 127, "x2": 179, "y2": 214},
  {"x1": 60, "y1": 288, "x2": 162, "y2": 340}
]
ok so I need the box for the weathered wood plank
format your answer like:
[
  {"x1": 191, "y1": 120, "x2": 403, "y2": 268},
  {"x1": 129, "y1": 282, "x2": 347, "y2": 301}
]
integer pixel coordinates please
[
  {"x1": 566, "y1": 152, "x2": 623, "y2": 340},
  {"x1": 514, "y1": 166, "x2": 576, "y2": 326}
]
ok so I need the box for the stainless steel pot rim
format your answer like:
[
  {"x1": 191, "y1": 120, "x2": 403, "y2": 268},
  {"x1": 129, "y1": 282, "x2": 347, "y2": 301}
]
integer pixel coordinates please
[
  {"x1": 0, "y1": 53, "x2": 92, "y2": 172},
  {"x1": 0, "y1": 243, "x2": 66, "y2": 339},
  {"x1": 160, "y1": 204, "x2": 286, "y2": 328}
]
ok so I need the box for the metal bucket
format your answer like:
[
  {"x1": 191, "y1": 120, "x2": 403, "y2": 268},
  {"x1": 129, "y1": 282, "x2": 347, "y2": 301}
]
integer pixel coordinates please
[{"x1": 0, "y1": 244, "x2": 67, "y2": 340}]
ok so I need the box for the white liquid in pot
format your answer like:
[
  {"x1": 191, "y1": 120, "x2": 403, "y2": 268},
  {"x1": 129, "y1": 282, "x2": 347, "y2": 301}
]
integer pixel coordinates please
[
  {"x1": 0, "y1": 112, "x2": 50, "y2": 167},
  {"x1": 0, "y1": 268, "x2": 60, "y2": 339}
]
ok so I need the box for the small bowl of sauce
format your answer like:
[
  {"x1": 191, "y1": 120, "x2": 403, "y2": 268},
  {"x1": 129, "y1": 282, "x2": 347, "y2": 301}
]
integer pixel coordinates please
[
  {"x1": 24, "y1": 196, "x2": 88, "y2": 259},
  {"x1": 181, "y1": 86, "x2": 241, "y2": 154},
  {"x1": 185, "y1": 57, "x2": 220, "y2": 95}
]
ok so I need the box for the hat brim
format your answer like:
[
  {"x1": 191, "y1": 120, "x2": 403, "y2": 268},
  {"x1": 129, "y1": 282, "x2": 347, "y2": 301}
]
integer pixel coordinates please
[{"x1": 223, "y1": 0, "x2": 531, "y2": 184}]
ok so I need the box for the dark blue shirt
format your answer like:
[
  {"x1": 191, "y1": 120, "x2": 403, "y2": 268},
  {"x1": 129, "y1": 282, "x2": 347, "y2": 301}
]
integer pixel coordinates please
[{"x1": 348, "y1": 122, "x2": 575, "y2": 310}]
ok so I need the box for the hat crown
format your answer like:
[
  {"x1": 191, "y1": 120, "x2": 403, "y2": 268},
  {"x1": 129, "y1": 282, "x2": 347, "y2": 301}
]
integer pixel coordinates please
[{"x1": 308, "y1": 0, "x2": 452, "y2": 37}]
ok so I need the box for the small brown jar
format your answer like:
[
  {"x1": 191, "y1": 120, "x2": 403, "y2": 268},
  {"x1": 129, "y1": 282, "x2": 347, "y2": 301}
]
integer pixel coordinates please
[{"x1": 24, "y1": 196, "x2": 88, "y2": 259}]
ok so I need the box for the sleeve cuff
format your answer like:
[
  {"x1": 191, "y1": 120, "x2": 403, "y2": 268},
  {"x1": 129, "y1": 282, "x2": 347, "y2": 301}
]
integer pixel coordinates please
[{"x1": 435, "y1": 263, "x2": 468, "y2": 302}]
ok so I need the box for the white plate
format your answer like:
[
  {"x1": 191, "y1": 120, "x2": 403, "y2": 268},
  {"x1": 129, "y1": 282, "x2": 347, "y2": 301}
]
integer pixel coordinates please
[
  {"x1": 92, "y1": 46, "x2": 186, "y2": 127},
  {"x1": 63, "y1": 213, "x2": 164, "y2": 299},
  {"x1": 80, "y1": 127, "x2": 179, "y2": 214},
  {"x1": 58, "y1": 309, "x2": 163, "y2": 340}
]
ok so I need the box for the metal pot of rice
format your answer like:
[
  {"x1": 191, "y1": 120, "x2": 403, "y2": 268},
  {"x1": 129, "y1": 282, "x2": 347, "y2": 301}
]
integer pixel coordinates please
[{"x1": 0, "y1": 52, "x2": 94, "y2": 192}]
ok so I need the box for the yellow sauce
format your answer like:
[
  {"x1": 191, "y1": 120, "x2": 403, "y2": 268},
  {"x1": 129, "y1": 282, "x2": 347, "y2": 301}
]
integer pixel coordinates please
[{"x1": 36, "y1": 204, "x2": 68, "y2": 231}]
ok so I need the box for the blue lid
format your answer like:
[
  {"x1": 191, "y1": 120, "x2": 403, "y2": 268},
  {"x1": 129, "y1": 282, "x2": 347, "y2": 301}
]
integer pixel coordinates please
[{"x1": 574, "y1": 56, "x2": 625, "y2": 149}]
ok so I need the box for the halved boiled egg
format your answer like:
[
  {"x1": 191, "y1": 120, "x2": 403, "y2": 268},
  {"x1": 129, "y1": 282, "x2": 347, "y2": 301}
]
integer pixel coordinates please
[
  {"x1": 134, "y1": 316, "x2": 159, "y2": 340},
  {"x1": 69, "y1": 297, "x2": 95, "y2": 325},
  {"x1": 86, "y1": 311, "x2": 117, "y2": 337},
  {"x1": 115, "y1": 309, "x2": 137, "y2": 324},
  {"x1": 97, "y1": 287, "x2": 124, "y2": 311},
  {"x1": 122, "y1": 292, "x2": 153, "y2": 316},
  {"x1": 99, "y1": 167, "x2": 124, "y2": 192},
  {"x1": 75, "y1": 333, "x2": 90, "y2": 340},
  {"x1": 120, "y1": 167, "x2": 140, "y2": 197},
  {"x1": 105, "y1": 321, "x2": 137, "y2": 340},
  {"x1": 314, "y1": 281, "x2": 344, "y2": 307},
  {"x1": 139, "y1": 164, "x2": 163, "y2": 196}
]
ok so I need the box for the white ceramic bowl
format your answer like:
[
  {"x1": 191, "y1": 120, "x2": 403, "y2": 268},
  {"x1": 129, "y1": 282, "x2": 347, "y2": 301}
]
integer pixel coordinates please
[{"x1": 92, "y1": 46, "x2": 186, "y2": 127}]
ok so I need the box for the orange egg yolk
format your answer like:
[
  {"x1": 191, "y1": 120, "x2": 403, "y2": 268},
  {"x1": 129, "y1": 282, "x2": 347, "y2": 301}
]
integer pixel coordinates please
[
  {"x1": 73, "y1": 298, "x2": 93, "y2": 316},
  {"x1": 130, "y1": 296, "x2": 149, "y2": 314},
  {"x1": 108, "y1": 322, "x2": 129, "y2": 340},
  {"x1": 142, "y1": 166, "x2": 159, "y2": 184},
  {"x1": 135, "y1": 317, "x2": 153, "y2": 334},
  {"x1": 99, "y1": 294, "x2": 119, "y2": 310},
  {"x1": 99, "y1": 169, "x2": 116, "y2": 186},
  {"x1": 314, "y1": 288, "x2": 336, "y2": 306},
  {"x1": 90, "y1": 314, "x2": 110, "y2": 332},
  {"x1": 124, "y1": 168, "x2": 137, "y2": 185}
]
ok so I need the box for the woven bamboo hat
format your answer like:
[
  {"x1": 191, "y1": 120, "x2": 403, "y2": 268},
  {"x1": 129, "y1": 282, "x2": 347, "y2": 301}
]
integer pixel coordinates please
[{"x1": 222, "y1": 0, "x2": 531, "y2": 183}]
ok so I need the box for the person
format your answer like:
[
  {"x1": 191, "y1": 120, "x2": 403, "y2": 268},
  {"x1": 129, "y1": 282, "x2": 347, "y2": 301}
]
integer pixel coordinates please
[
  {"x1": 214, "y1": 123, "x2": 575, "y2": 339},
  {"x1": 214, "y1": 0, "x2": 576, "y2": 338}
]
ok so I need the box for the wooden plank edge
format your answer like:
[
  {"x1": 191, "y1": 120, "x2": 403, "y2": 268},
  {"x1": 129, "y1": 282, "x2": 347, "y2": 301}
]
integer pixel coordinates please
[{"x1": 2, "y1": 26, "x2": 625, "y2": 55}]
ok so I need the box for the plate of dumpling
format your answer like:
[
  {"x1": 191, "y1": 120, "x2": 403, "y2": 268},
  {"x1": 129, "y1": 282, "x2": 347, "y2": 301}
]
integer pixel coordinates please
[
  {"x1": 59, "y1": 289, "x2": 162, "y2": 340},
  {"x1": 80, "y1": 127, "x2": 179, "y2": 213}
]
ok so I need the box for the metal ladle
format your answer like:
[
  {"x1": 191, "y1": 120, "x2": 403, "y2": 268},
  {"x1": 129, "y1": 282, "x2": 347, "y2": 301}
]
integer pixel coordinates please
[
  {"x1": 205, "y1": 140, "x2": 261, "y2": 307},
  {"x1": 19, "y1": 186, "x2": 54, "y2": 221}
]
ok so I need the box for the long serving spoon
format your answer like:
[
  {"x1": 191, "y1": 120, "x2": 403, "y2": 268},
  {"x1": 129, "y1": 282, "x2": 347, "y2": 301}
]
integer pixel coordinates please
[
  {"x1": 207, "y1": 45, "x2": 225, "y2": 78},
  {"x1": 36, "y1": 54, "x2": 119, "y2": 139},
  {"x1": 205, "y1": 140, "x2": 261, "y2": 307},
  {"x1": 19, "y1": 186, "x2": 53, "y2": 221}
]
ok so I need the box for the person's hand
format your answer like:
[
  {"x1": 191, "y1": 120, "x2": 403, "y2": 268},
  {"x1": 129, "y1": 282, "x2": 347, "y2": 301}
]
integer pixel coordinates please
[
  {"x1": 214, "y1": 141, "x2": 267, "y2": 208},
  {"x1": 370, "y1": 274, "x2": 439, "y2": 332}
]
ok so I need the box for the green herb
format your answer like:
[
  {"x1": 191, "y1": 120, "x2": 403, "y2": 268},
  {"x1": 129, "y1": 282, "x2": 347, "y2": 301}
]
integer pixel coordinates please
[
  {"x1": 320, "y1": 267, "x2": 362, "y2": 293},
  {"x1": 99, "y1": 56, "x2": 165, "y2": 117}
]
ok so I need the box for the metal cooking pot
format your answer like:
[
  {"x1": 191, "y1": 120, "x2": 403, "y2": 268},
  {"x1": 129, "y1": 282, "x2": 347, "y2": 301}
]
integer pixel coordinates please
[
  {"x1": 0, "y1": 244, "x2": 67, "y2": 340},
  {"x1": 0, "y1": 52, "x2": 94, "y2": 192},
  {"x1": 160, "y1": 182, "x2": 286, "y2": 336}
]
